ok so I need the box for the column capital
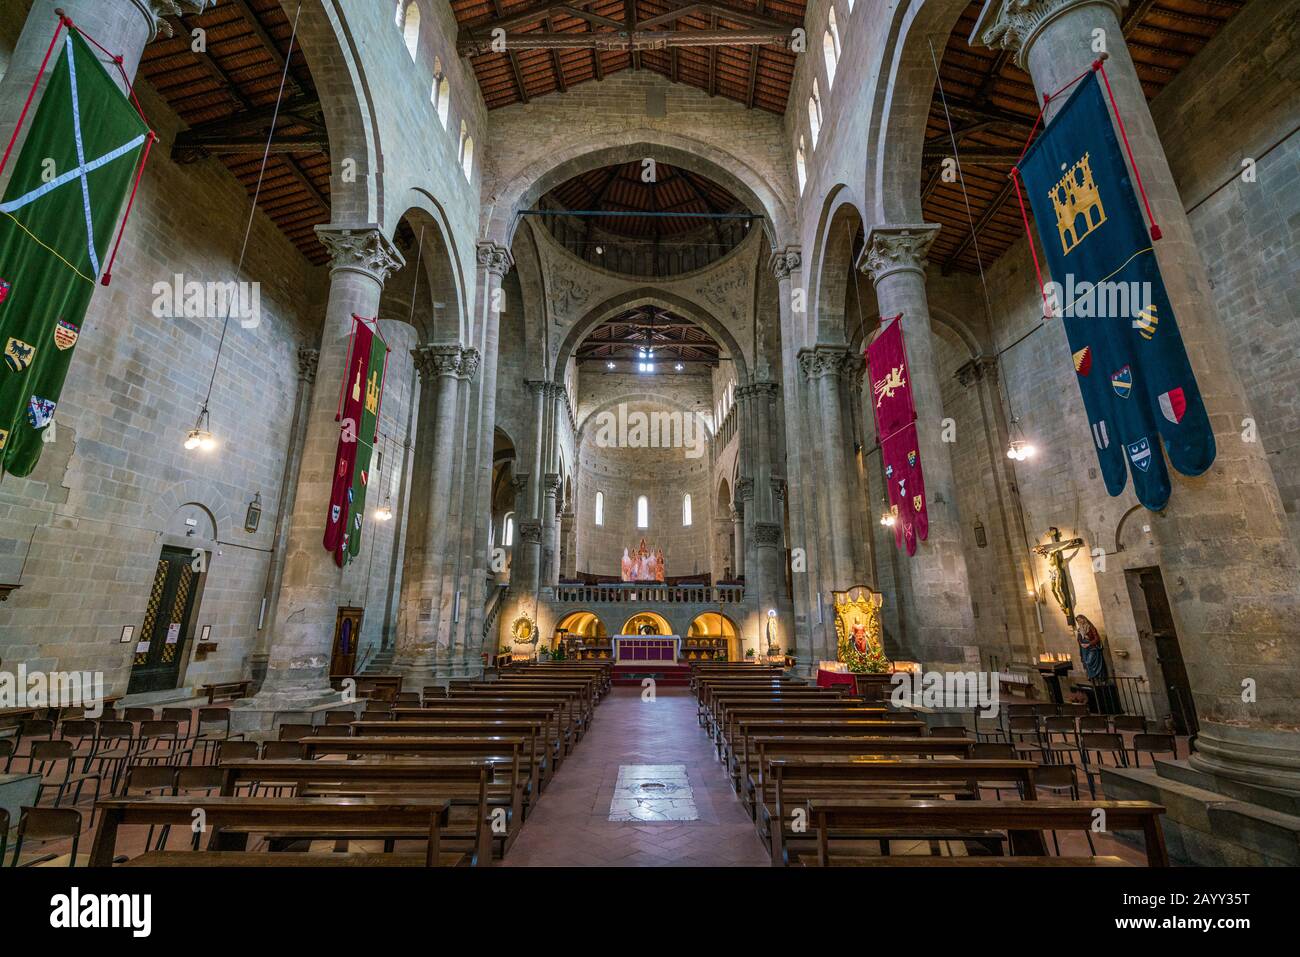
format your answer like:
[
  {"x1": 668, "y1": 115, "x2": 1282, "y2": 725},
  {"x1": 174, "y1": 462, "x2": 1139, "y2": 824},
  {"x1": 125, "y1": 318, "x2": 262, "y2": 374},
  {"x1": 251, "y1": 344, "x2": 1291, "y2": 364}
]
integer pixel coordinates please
[
  {"x1": 735, "y1": 477, "x2": 754, "y2": 503},
  {"x1": 768, "y1": 245, "x2": 803, "y2": 281},
  {"x1": 476, "y1": 241, "x2": 514, "y2": 277},
  {"x1": 518, "y1": 521, "x2": 543, "y2": 544},
  {"x1": 315, "y1": 224, "x2": 405, "y2": 284},
  {"x1": 954, "y1": 355, "x2": 1000, "y2": 388},
  {"x1": 972, "y1": 0, "x2": 1127, "y2": 69},
  {"x1": 737, "y1": 380, "x2": 779, "y2": 400},
  {"x1": 858, "y1": 224, "x2": 941, "y2": 285},
  {"x1": 798, "y1": 344, "x2": 851, "y2": 381},
  {"x1": 771, "y1": 477, "x2": 787, "y2": 503},
  {"x1": 458, "y1": 347, "x2": 482, "y2": 383},
  {"x1": 296, "y1": 346, "x2": 319, "y2": 384},
  {"x1": 511, "y1": 472, "x2": 530, "y2": 496},
  {"x1": 753, "y1": 522, "x2": 783, "y2": 547},
  {"x1": 412, "y1": 343, "x2": 465, "y2": 382},
  {"x1": 145, "y1": 1, "x2": 219, "y2": 37},
  {"x1": 542, "y1": 473, "x2": 561, "y2": 497}
]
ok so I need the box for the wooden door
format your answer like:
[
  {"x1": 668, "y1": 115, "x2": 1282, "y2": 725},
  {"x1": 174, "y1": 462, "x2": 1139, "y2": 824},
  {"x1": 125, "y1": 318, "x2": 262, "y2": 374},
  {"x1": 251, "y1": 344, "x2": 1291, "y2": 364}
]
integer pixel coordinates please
[
  {"x1": 128, "y1": 547, "x2": 201, "y2": 694},
  {"x1": 1137, "y1": 568, "x2": 1198, "y2": 735},
  {"x1": 330, "y1": 606, "x2": 364, "y2": 676}
]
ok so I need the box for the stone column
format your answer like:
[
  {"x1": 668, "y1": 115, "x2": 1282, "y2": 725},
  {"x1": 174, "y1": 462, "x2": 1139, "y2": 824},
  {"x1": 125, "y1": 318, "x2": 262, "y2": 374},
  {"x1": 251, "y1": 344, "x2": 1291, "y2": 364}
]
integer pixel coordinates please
[
  {"x1": 859, "y1": 225, "x2": 976, "y2": 666},
  {"x1": 455, "y1": 242, "x2": 512, "y2": 677},
  {"x1": 243, "y1": 225, "x2": 403, "y2": 717},
  {"x1": 393, "y1": 344, "x2": 465, "y2": 682},
  {"x1": 252, "y1": 346, "x2": 318, "y2": 686},
  {"x1": 0, "y1": 2, "x2": 212, "y2": 124},
  {"x1": 541, "y1": 472, "x2": 561, "y2": 588},
  {"x1": 808, "y1": 345, "x2": 856, "y2": 587},
  {"x1": 731, "y1": 501, "x2": 746, "y2": 580},
  {"x1": 978, "y1": 0, "x2": 1300, "y2": 791},
  {"x1": 771, "y1": 249, "x2": 818, "y2": 671},
  {"x1": 558, "y1": 508, "x2": 576, "y2": 579},
  {"x1": 797, "y1": 348, "x2": 837, "y2": 665}
]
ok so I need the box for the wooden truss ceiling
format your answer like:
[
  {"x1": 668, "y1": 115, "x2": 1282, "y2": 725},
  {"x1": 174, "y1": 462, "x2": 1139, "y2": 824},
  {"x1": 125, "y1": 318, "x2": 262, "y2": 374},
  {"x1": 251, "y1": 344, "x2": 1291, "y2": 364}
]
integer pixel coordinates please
[
  {"x1": 577, "y1": 307, "x2": 723, "y2": 365},
  {"x1": 542, "y1": 160, "x2": 750, "y2": 238},
  {"x1": 141, "y1": 0, "x2": 331, "y2": 266},
  {"x1": 926, "y1": 0, "x2": 1248, "y2": 275},
  {"x1": 451, "y1": 0, "x2": 807, "y2": 114}
]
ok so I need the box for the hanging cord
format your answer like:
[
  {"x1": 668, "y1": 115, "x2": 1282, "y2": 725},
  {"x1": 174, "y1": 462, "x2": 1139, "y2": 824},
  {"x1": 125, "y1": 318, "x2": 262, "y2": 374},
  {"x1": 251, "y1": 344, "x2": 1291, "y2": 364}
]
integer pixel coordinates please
[{"x1": 196, "y1": 0, "x2": 304, "y2": 432}]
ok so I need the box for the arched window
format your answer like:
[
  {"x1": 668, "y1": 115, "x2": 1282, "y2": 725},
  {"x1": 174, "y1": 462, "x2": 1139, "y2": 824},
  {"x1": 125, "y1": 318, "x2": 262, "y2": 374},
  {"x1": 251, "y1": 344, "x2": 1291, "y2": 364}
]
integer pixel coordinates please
[
  {"x1": 682, "y1": 493, "x2": 692, "y2": 527},
  {"x1": 594, "y1": 491, "x2": 605, "y2": 526},
  {"x1": 847, "y1": 0, "x2": 855, "y2": 11},
  {"x1": 432, "y1": 58, "x2": 450, "y2": 128},
  {"x1": 796, "y1": 136, "x2": 807, "y2": 194},
  {"x1": 401, "y1": 3, "x2": 420, "y2": 60},
  {"x1": 828, "y1": 8, "x2": 841, "y2": 58},
  {"x1": 459, "y1": 121, "x2": 474, "y2": 180},
  {"x1": 808, "y1": 80, "x2": 822, "y2": 148},
  {"x1": 637, "y1": 495, "x2": 649, "y2": 529},
  {"x1": 503, "y1": 512, "x2": 515, "y2": 547},
  {"x1": 823, "y1": 22, "x2": 839, "y2": 89}
]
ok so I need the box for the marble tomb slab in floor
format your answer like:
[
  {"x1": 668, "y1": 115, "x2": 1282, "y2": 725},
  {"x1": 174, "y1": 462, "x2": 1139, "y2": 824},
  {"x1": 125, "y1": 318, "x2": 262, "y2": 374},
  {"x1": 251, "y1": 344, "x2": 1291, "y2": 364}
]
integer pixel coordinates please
[{"x1": 608, "y1": 764, "x2": 699, "y2": 822}]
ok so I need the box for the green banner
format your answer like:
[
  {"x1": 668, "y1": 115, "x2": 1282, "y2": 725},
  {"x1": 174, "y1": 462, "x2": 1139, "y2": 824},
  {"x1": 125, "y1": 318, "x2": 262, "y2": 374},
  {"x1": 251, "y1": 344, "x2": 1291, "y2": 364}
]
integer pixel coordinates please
[
  {"x1": 344, "y1": 329, "x2": 386, "y2": 565},
  {"x1": 0, "y1": 29, "x2": 149, "y2": 475}
]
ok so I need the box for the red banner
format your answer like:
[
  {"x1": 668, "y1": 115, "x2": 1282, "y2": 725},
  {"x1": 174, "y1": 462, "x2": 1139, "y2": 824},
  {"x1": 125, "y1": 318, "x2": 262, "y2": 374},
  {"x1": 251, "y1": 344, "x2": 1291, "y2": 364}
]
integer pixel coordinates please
[
  {"x1": 323, "y1": 317, "x2": 374, "y2": 556},
  {"x1": 866, "y1": 315, "x2": 929, "y2": 556}
]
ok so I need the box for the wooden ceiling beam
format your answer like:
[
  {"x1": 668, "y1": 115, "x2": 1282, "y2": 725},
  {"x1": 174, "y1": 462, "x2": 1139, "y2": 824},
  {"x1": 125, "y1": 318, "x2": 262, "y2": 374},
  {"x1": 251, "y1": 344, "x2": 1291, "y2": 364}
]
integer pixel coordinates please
[{"x1": 460, "y1": 29, "x2": 791, "y2": 55}]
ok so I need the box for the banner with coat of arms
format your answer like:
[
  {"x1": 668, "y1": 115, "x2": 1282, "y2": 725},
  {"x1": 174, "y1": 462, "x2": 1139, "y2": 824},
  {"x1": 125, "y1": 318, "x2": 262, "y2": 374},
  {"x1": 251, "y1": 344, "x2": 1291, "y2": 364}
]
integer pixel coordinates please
[
  {"x1": 323, "y1": 315, "x2": 388, "y2": 567},
  {"x1": 1015, "y1": 70, "x2": 1214, "y2": 511},
  {"x1": 0, "y1": 28, "x2": 151, "y2": 475},
  {"x1": 866, "y1": 316, "x2": 928, "y2": 556}
]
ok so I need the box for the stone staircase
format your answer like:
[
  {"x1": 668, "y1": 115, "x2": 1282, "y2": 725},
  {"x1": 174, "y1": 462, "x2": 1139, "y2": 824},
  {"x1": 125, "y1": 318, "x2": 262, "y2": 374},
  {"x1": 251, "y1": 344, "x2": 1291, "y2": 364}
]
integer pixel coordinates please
[{"x1": 360, "y1": 645, "x2": 394, "y2": 675}]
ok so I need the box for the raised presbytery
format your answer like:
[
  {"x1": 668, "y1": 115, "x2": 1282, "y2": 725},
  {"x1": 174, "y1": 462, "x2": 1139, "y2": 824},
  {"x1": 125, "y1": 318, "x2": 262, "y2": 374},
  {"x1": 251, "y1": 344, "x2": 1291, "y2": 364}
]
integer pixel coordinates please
[{"x1": 0, "y1": 0, "x2": 1296, "y2": 905}]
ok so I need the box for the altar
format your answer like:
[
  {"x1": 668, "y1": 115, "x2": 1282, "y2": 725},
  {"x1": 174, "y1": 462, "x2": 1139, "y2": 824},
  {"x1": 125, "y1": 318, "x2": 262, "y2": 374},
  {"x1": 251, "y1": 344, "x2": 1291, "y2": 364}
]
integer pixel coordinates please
[{"x1": 614, "y1": 635, "x2": 680, "y2": 663}]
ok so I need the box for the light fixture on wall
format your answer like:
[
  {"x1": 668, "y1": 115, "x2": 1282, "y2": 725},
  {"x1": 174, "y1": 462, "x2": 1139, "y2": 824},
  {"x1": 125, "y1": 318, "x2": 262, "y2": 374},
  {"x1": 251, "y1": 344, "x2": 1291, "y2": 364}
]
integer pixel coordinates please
[
  {"x1": 184, "y1": 404, "x2": 217, "y2": 452},
  {"x1": 1005, "y1": 417, "x2": 1036, "y2": 461},
  {"x1": 244, "y1": 492, "x2": 262, "y2": 533},
  {"x1": 606, "y1": 361, "x2": 616, "y2": 370},
  {"x1": 674, "y1": 362, "x2": 684, "y2": 372},
  {"x1": 374, "y1": 502, "x2": 393, "y2": 522},
  {"x1": 879, "y1": 500, "x2": 897, "y2": 527}
]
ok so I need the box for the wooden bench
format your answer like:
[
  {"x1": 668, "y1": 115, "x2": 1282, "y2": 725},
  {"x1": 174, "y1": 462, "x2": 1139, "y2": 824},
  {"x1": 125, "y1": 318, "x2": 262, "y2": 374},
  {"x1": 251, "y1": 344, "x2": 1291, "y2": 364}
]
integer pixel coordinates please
[
  {"x1": 89, "y1": 795, "x2": 458, "y2": 867},
  {"x1": 719, "y1": 706, "x2": 907, "y2": 762},
  {"x1": 798, "y1": 855, "x2": 1129, "y2": 867},
  {"x1": 443, "y1": 692, "x2": 583, "y2": 750},
  {"x1": 219, "y1": 757, "x2": 500, "y2": 865},
  {"x1": 121, "y1": 851, "x2": 434, "y2": 867},
  {"x1": 396, "y1": 705, "x2": 566, "y2": 772},
  {"x1": 200, "y1": 680, "x2": 252, "y2": 705},
  {"x1": 799, "y1": 798, "x2": 1168, "y2": 867}
]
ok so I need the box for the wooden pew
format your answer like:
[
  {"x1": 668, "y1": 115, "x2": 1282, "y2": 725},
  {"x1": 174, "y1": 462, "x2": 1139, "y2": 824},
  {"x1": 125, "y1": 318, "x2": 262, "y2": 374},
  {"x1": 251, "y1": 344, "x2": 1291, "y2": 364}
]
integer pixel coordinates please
[
  {"x1": 199, "y1": 680, "x2": 252, "y2": 705},
  {"x1": 446, "y1": 691, "x2": 584, "y2": 749},
  {"x1": 467, "y1": 680, "x2": 597, "y2": 728},
  {"x1": 218, "y1": 757, "x2": 497, "y2": 865},
  {"x1": 705, "y1": 689, "x2": 857, "y2": 736},
  {"x1": 799, "y1": 799, "x2": 1168, "y2": 867},
  {"x1": 761, "y1": 758, "x2": 1040, "y2": 865},
  {"x1": 395, "y1": 705, "x2": 566, "y2": 775},
  {"x1": 718, "y1": 705, "x2": 908, "y2": 762},
  {"x1": 89, "y1": 795, "x2": 458, "y2": 867}
]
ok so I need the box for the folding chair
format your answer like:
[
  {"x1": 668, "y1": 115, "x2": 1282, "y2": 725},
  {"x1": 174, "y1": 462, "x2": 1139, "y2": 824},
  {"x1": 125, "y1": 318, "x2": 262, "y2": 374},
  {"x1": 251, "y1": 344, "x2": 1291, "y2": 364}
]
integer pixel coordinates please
[
  {"x1": 88, "y1": 720, "x2": 136, "y2": 795},
  {"x1": 9, "y1": 806, "x2": 83, "y2": 867},
  {"x1": 1007, "y1": 715, "x2": 1046, "y2": 763},
  {"x1": 194, "y1": 708, "x2": 241, "y2": 763},
  {"x1": 123, "y1": 766, "x2": 179, "y2": 853},
  {"x1": 161, "y1": 707, "x2": 194, "y2": 743},
  {"x1": 58, "y1": 718, "x2": 98, "y2": 768},
  {"x1": 1035, "y1": 764, "x2": 1096, "y2": 856},
  {"x1": 1078, "y1": 731, "x2": 1129, "y2": 797},
  {"x1": 1042, "y1": 716, "x2": 1081, "y2": 766},
  {"x1": 134, "y1": 720, "x2": 185, "y2": 767},
  {"x1": 10, "y1": 719, "x2": 55, "y2": 773},
  {"x1": 30, "y1": 740, "x2": 104, "y2": 823},
  {"x1": 0, "y1": 738, "x2": 14, "y2": 773},
  {"x1": 1078, "y1": 715, "x2": 1110, "y2": 733},
  {"x1": 971, "y1": 742, "x2": 1022, "y2": 799},
  {"x1": 170, "y1": 767, "x2": 228, "y2": 849},
  {"x1": 1131, "y1": 732, "x2": 1177, "y2": 768},
  {"x1": 277, "y1": 723, "x2": 317, "y2": 742},
  {"x1": 120, "y1": 706, "x2": 156, "y2": 726},
  {"x1": 325, "y1": 709, "x2": 357, "y2": 726}
]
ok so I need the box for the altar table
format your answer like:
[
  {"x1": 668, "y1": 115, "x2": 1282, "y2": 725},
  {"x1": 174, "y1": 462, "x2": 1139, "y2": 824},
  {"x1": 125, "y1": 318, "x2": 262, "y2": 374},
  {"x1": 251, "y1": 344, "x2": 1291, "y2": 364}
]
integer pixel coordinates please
[
  {"x1": 614, "y1": 636, "x2": 680, "y2": 663},
  {"x1": 816, "y1": 668, "x2": 857, "y2": 690}
]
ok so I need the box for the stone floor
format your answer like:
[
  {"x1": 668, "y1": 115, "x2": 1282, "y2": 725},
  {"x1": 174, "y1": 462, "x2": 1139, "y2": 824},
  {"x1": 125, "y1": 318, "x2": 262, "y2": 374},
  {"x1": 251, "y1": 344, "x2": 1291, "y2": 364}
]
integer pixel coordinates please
[{"x1": 501, "y1": 687, "x2": 771, "y2": 866}]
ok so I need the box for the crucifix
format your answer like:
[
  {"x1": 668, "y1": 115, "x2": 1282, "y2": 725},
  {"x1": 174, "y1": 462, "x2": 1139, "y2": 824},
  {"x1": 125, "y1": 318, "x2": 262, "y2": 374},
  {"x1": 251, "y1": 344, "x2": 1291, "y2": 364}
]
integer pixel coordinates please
[{"x1": 1031, "y1": 527, "x2": 1085, "y2": 625}]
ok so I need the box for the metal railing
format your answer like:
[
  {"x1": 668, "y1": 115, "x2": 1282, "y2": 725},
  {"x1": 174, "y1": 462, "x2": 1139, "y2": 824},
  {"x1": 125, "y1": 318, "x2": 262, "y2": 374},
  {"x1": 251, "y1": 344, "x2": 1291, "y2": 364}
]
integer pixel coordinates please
[
  {"x1": 552, "y1": 582, "x2": 744, "y2": 604},
  {"x1": 483, "y1": 583, "x2": 509, "y2": 638}
]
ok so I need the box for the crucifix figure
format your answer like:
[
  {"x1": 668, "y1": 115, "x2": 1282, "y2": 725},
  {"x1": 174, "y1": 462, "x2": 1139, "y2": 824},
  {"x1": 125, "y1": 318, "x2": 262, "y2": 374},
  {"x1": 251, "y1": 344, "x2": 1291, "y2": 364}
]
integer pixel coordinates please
[{"x1": 1032, "y1": 526, "x2": 1085, "y2": 626}]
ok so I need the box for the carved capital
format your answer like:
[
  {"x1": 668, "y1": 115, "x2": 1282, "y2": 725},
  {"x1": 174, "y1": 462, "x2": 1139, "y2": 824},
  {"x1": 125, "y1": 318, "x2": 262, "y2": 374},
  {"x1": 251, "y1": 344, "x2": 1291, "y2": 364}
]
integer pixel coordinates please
[
  {"x1": 973, "y1": 0, "x2": 1127, "y2": 69},
  {"x1": 735, "y1": 477, "x2": 754, "y2": 503},
  {"x1": 858, "y1": 224, "x2": 941, "y2": 285},
  {"x1": 737, "y1": 380, "x2": 779, "y2": 401},
  {"x1": 315, "y1": 225, "x2": 405, "y2": 284},
  {"x1": 799, "y1": 345, "x2": 850, "y2": 381},
  {"x1": 768, "y1": 245, "x2": 802, "y2": 281},
  {"x1": 771, "y1": 478, "x2": 787, "y2": 504},
  {"x1": 144, "y1": 1, "x2": 218, "y2": 37},
  {"x1": 296, "y1": 346, "x2": 319, "y2": 383},
  {"x1": 518, "y1": 521, "x2": 543, "y2": 544},
  {"x1": 954, "y1": 355, "x2": 1000, "y2": 388},
  {"x1": 542, "y1": 472, "x2": 561, "y2": 497},
  {"x1": 476, "y1": 241, "x2": 514, "y2": 278},
  {"x1": 412, "y1": 343, "x2": 464, "y2": 381},
  {"x1": 511, "y1": 472, "x2": 531, "y2": 497},
  {"x1": 458, "y1": 348, "x2": 482, "y2": 383},
  {"x1": 753, "y1": 522, "x2": 783, "y2": 547}
]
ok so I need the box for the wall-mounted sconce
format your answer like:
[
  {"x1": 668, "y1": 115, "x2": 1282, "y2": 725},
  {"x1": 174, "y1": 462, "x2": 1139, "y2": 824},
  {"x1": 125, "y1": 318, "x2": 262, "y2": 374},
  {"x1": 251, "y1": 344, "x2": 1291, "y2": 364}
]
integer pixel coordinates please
[{"x1": 245, "y1": 492, "x2": 262, "y2": 533}]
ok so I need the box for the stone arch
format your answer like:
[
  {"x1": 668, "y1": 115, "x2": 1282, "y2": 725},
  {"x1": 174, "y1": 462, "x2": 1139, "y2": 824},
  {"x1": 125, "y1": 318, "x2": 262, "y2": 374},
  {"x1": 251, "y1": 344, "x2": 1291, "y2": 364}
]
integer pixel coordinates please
[
  {"x1": 717, "y1": 476, "x2": 732, "y2": 509},
  {"x1": 809, "y1": 188, "x2": 866, "y2": 345},
  {"x1": 151, "y1": 480, "x2": 236, "y2": 540},
  {"x1": 381, "y1": 194, "x2": 467, "y2": 343},
  {"x1": 485, "y1": 136, "x2": 793, "y2": 252},
  {"x1": 553, "y1": 289, "x2": 749, "y2": 384},
  {"x1": 619, "y1": 610, "x2": 678, "y2": 635},
  {"x1": 927, "y1": 304, "x2": 986, "y2": 359},
  {"x1": 688, "y1": 611, "x2": 741, "y2": 660},
  {"x1": 551, "y1": 611, "x2": 607, "y2": 644},
  {"x1": 289, "y1": 0, "x2": 384, "y2": 224},
  {"x1": 864, "y1": 0, "x2": 971, "y2": 224}
]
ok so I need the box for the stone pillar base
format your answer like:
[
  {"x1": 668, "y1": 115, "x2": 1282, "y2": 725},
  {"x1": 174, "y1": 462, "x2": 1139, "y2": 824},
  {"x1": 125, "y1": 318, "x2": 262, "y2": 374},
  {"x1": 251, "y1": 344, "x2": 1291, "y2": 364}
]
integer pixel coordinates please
[{"x1": 1186, "y1": 722, "x2": 1300, "y2": 795}]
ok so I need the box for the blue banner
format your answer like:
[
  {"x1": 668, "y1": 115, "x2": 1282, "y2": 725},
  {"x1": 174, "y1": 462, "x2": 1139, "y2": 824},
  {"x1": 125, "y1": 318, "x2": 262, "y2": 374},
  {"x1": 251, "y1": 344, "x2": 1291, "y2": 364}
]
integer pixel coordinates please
[{"x1": 1016, "y1": 71, "x2": 1214, "y2": 511}]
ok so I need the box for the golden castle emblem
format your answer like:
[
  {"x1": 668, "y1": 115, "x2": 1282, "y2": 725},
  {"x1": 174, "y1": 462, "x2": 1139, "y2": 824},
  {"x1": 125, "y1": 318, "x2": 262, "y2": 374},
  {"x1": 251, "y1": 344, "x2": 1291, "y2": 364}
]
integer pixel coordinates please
[
  {"x1": 366, "y1": 369, "x2": 381, "y2": 414},
  {"x1": 1050, "y1": 152, "x2": 1107, "y2": 256}
]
